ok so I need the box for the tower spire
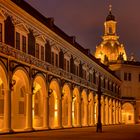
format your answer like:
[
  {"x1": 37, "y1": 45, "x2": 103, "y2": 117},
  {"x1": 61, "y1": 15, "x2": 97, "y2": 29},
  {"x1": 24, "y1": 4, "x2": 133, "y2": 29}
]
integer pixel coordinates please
[{"x1": 109, "y1": 4, "x2": 112, "y2": 13}]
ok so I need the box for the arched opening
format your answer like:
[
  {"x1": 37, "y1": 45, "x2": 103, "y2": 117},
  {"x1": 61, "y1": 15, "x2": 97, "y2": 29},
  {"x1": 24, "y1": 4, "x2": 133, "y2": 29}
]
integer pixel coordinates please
[
  {"x1": 62, "y1": 84, "x2": 72, "y2": 127},
  {"x1": 112, "y1": 100, "x2": 116, "y2": 124},
  {"x1": 72, "y1": 87, "x2": 80, "y2": 127},
  {"x1": 11, "y1": 69, "x2": 29, "y2": 131},
  {"x1": 32, "y1": 75, "x2": 48, "y2": 129},
  {"x1": 104, "y1": 97, "x2": 109, "y2": 125},
  {"x1": 115, "y1": 101, "x2": 119, "y2": 124},
  {"x1": 0, "y1": 65, "x2": 8, "y2": 131},
  {"x1": 94, "y1": 95, "x2": 98, "y2": 125},
  {"x1": 88, "y1": 92, "x2": 94, "y2": 126},
  {"x1": 81, "y1": 90, "x2": 88, "y2": 126},
  {"x1": 49, "y1": 80, "x2": 61, "y2": 129},
  {"x1": 109, "y1": 99, "x2": 112, "y2": 124},
  {"x1": 122, "y1": 102, "x2": 134, "y2": 124}
]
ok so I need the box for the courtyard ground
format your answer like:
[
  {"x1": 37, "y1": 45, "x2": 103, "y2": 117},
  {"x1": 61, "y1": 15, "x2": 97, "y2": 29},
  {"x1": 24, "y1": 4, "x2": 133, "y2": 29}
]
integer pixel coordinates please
[{"x1": 0, "y1": 124, "x2": 140, "y2": 140}]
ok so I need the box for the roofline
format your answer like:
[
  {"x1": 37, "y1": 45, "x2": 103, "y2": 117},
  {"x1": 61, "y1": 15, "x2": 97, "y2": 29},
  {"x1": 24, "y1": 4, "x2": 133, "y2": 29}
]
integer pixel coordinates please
[{"x1": 11, "y1": 0, "x2": 121, "y2": 81}]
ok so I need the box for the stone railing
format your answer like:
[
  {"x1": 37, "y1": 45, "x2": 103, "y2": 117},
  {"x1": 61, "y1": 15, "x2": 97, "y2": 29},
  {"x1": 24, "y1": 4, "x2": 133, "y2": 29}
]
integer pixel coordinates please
[{"x1": 0, "y1": 43, "x2": 118, "y2": 96}]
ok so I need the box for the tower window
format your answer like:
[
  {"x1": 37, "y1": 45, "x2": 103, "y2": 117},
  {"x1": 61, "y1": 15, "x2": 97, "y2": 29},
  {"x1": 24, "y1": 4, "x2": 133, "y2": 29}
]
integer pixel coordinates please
[
  {"x1": 109, "y1": 27, "x2": 113, "y2": 34},
  {"x1": 124, "y1": 72, "x2": 131, "y2": 81}
]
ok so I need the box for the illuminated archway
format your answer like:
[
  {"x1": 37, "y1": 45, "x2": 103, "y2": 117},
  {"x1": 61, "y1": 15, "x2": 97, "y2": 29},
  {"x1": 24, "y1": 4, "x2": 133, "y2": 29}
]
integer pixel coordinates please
[
  {"x1": 11, "y1": 68, "x2": 29, "y2": 131},
  {"x1": 49, "y1": 79, "x2": 61, "y2": 129},
  {"x1": 62, "y1": 84, "x2": 72, "y2": 128},
  {"x1": 32, "y1": 74, "x2": 48, "y2": 129},
  {"x1": 122, "y1": 102, "x2": 134, "y2": 124},
  {"x1": 104, "y1": 97, "x2": 109, "y2": 125},
  {"x1": 112, "y1": 100, "x2": 116, "y2": 124},
  {"x1": 81, "y1": 89, "x2": 88, "y2": 126},
  {"x1": 72, "y1": 87, "x2": 80, "y2": 127},
  {"x1": 109, "y1": 98, "x2": 112, "y2": 124},
  {"x1": 0, "y1": 64, "x2": 8, "y2": 131},
  {"x1": 88, "y1": 92, "x2": 94, "y2": 126}
]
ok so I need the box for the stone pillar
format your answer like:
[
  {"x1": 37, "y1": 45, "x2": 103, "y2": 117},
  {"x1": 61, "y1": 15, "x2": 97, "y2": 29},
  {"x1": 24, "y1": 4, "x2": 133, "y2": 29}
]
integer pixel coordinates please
[
  {"x1": 68, "y1": 101, "x2": 72, "y2": 127},
  {"x1": 90, "y1": 102, "x2": 94, "y2": 126},
  {"x1": 25, "y1": 91, "x2": 33, "y2": 131},
  {"x1": 3, "y1": 89, "x2": 12, "y2": 132},
  {"x1": 58, "y1": 99, "x2": 62, "y2": 128},
  {"x1": 43, "y1": 96, "x2": 49, "y2": 129}
]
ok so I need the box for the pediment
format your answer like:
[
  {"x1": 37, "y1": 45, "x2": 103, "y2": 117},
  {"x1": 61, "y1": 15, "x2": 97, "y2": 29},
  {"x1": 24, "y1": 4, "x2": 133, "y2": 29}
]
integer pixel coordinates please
[
  {"x1": 36, "y1": 35, "x2": 46, "y2": 43},
  {"x1": 0, "y1": 9, "x2": 6, "y2": 20},
  {"x1": 15, "y1": 23, "x2": 29, "y2": 33}
]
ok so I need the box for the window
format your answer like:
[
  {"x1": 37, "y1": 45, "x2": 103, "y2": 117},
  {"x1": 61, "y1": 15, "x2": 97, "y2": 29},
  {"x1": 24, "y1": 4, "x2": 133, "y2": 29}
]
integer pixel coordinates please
[
  {"x1": 22, "y1": 35, "x2": 26, "y2": 53},
  {"x1": 0, "y1": 83, "x2": 4, "y2": 115},
  {"x1": 0, "y1": 23, "x2": 2, "y2": 42},
  {"x1": 64, "y1": 58, "x2": 70, "y2": 72},
  {"x1": 124, "y1": 72, "x2": 131, "y2": 81},
  {"x1": 128, "y1": 73, "x2": 131, "y2": 81},
  {"x1": 35, "y1": 43, "x2": 39, "y2": 59},
  {"x1": 93, "y1": 71, "x2": 96, "y2": 84},
  {"x1": 34, "y1": 92, "x2": 40, "y2": 116},
  {"x1": 41, "y1": 46, "x2": 45, "y2": 61},
  {"x1": 82, "y1": 69, "x2": 86, "y2": 79},
  {"x1": 18, "y1": 87, "x2": 25, "y2": 115},
  {"x1": 56, "y1": 54, "x2": 59, "y2": 67},
  {"x1": 51, "y1": 52, "x2": 54, "y2": 65},
  {"x1": 109, "y1": 27, "x2": 113, "y2": 34},
  {"x1": 139, "y1": 74, "x2": 140, "y2": 82},
  {"x1": 16, "y1": 32, "x2": 20, "y2": 50},
  {"x1": 51, "y1": 51, "x2": 59, "y2": 67},
  {"x1": 89, "y1": 73, "x2": 93, "y2": 82},
  {"x1": 75, "y1": 64, "x2": 79, "y2": 76}
]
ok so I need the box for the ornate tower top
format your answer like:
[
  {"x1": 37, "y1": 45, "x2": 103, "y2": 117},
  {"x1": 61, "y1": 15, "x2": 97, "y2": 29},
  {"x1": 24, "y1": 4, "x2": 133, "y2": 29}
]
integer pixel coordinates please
[{"x1": 94, "y1": 5, "x2": 127, "y2": 64}]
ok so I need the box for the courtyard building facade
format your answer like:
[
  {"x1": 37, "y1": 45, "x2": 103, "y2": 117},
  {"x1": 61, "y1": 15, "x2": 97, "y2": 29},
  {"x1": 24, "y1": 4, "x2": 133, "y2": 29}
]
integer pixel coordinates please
[{"x1": 0, "y1": 0, "x2": 137, "y2": 134}]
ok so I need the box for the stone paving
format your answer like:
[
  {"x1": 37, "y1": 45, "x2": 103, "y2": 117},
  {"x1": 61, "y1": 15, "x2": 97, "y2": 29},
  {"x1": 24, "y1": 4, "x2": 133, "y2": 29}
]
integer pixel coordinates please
[{"x1": 0, "y1": 124, "x2": 140, "y2": 140}]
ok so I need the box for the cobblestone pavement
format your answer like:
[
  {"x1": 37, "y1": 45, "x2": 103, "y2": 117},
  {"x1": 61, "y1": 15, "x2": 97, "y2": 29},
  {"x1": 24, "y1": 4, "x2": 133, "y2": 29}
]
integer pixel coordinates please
[{"x1": 0, "y1": 124, "x2": 140, "y2": 140}]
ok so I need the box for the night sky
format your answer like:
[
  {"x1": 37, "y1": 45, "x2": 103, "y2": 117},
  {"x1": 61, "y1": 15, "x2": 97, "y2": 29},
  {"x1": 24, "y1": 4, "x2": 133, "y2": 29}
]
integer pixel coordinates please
[{"x1": 25, "y1": 0, "x2": 140, "y2": 61}]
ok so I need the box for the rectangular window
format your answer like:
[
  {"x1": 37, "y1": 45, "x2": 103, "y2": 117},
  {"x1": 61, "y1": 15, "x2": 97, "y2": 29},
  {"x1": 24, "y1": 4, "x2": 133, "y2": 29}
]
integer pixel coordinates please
[
  {"x1": 51, "y1": 52, "x2": 54, "y2": 65},
  {"x1": 0, "y1": 23, "x2": 2, "y2": 42},
  {"x1": 64, "y1": 58, "x2": 66, "y2": 70},
  {"x1": 93, "y1": 71, "x2": 96, "y2": 84},
  {"x1": 19, "y1": 101, "x2": 24, "y2": 115},
  {"x1": 128, "y1": 73, "x2": 131, "y2": 81},
  {"x1": 67, "y1": 60, "x2": 70, "y2": 72},
  {"x1": 16, "y1": 32, "x2": 20, "y2": 50},
  {"x1": 139, "y1": 74, "x2": 140, "y2": 82},
  {"x1": 22, "y1": 35, "x2": 26, "y2": 53},
  {"x1": 124, "y1": 72, "x2": 127, "y2": 81},
  {"x1": 41, "y1": 46, "x2": 45, "y2": 61},
  {"x1": 89, "y1": 73, "x2": 92, "y2": 82},
  {"x1": 35, "y1": 43, "x2": 39, "y2": 59},
  {"x1": 55, "y1": 54, "x2": 58, "y2": 67}
]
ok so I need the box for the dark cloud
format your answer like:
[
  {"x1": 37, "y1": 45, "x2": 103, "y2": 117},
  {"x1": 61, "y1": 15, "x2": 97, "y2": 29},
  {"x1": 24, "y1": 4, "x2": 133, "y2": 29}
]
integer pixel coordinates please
[{"x1": 25, "y1": 0, "x2": 140, "y2": 61}]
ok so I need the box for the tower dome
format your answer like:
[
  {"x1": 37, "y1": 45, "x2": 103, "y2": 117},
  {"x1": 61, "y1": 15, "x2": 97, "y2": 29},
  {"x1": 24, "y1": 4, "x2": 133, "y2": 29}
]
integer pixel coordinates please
[{"x1": 94, "y1": 5, "x2": 127, "y2": 64}]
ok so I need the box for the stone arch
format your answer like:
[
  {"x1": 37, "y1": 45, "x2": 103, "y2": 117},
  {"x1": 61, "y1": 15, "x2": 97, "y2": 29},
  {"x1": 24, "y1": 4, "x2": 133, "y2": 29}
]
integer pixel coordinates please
[
  {"x1": 11, "y1": 67, "x2": 30, "y2": 131},
  {"x1": 81, "y1": 89, "x2": 88, "y2": 126},
  {"x1": 0, "y1": 63, "x2": 8, "y2": 131},
  {"x1": 32, "y1": 73, "x2": 48, "y2": 129},
  {"x1": 88, "y1": 92, "x2": 94, "y2": 126},
  {"x1": 49, "y1": 79, "x2": 61, "y2": 129},
  {"x1": 122, "y1": 102, "x2": 134, "y2": 124},
  {"x1": 62, "y1": 83, "x2": 72, "y2": 127},
  {"x1": 72, "y1": 87, "x2": 80, "y2": 127}
]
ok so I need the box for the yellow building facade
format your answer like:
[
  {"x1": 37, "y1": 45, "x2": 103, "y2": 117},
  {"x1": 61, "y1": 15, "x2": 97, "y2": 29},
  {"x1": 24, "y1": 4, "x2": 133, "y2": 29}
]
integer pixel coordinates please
[{"x1": 0, "y1": 0, "x2": 137, "y2": 134}]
